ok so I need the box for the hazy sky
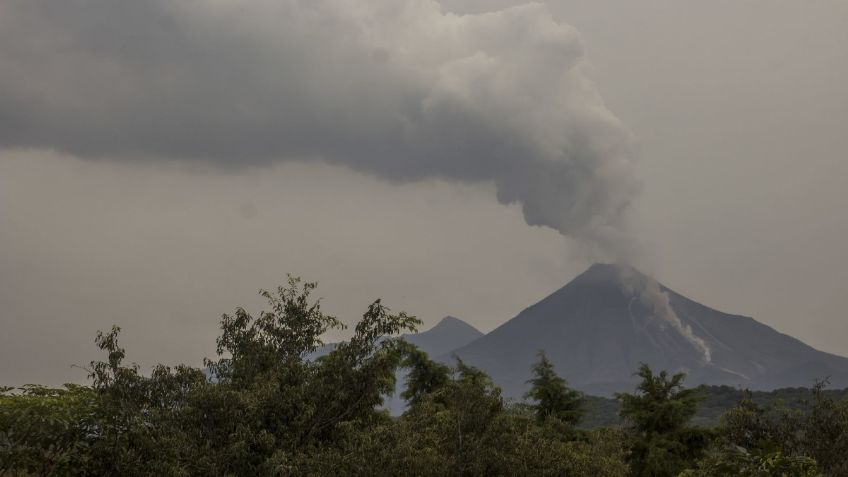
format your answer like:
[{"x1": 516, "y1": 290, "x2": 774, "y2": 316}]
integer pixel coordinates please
[{"x1": 2, "y1": 0, "x2": 847, "y2": 386}]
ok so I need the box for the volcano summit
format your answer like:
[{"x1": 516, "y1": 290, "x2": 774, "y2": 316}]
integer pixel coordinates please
[{"x1": 445, "y1": 263, "x2": 848, "y2": 397}]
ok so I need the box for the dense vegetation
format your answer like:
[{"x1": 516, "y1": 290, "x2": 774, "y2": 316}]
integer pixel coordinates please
[
  {"x1": 2, "y1": 278, "x2": 846, "y2": 476},
  {"x1": 582, "y1": 385, "x2": 848, "y2": 429}
]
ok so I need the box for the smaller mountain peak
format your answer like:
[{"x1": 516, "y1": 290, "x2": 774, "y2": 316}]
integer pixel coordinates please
[
  {"x1": 430, "y1": 316, "x2": 481, "y2": 335},
  {"x1": 438, "y1": 315, "x2": 464, "y2": 325},
  {"x1": 407, "y1": 316, "x2": 483, "y2": 358}
]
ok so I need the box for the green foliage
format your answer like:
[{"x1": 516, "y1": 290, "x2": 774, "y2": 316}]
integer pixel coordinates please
[
  {"x1": 209, "y1": 276, "x2": 344, "y2": 385},
  {"x1": 194, "y1": 278, "x2": 421, "y2": 473},
  {"x1": 387, "y1": 359, "x2": 627, "y2": 476},
  {"x1": 680, "y1": 447, "x2": 820, "y2": 477},
  {"x1": 0, "y1": 384, "x2": 96, "y2": 475},
  {"x1": 525, "y1": 350, "x2": 585, "y2": 427},
  {"x1": 1, "y1": 277, "x2": 422, "y2": 475},
  {"x1": 713, "y1": 381, "x2": 848, "y2": 477},
  {"x1": 617, "y1": 363, "x2": 712, "y2": 477},
  {"x1": 800, "y1": 381, "x2": 848, "y2": 476},
  {"x1": 399, "y1": 342, "x2": 451, "y2": 406},
  {"x1": 579, "y1": 385, "x2": 848, "y2": 430},
  {"x1": 618, "y1": 364, "x2": 701, "y2": 435}
]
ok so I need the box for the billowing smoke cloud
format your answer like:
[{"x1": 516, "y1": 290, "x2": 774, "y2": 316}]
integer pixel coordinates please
[
  {"x1": 0, "y1": 0, "x2": 640, "y2": 252},
  {"x1": 0, "y1": 0, "x2": 719, "y2": 359}
]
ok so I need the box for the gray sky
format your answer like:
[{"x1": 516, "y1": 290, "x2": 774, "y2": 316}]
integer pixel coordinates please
[{"x1": 2, "y1": 0, "x2": 847, "y2": 386}]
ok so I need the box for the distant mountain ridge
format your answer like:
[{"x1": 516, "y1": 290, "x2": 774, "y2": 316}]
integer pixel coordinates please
[
  {"x1": 310, "y1": 315, "x2": 482, "y2": 360},
  {"x1": 378, "y1": 316, "x2": 483, "y2": 414},
  {"x1": 443, "y1": 263, "x2": 848, "y2": 398},
  {"x1": 310, "y1": 316, "x2": 483, "y2": 414},
  {"x1": 405, "y1": 315, "x2": 484, "y2": 357}
]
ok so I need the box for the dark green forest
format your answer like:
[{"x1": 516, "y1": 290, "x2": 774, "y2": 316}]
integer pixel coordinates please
[{"x1": 2, "y1": 278, "x2": 846, "y2": 476}]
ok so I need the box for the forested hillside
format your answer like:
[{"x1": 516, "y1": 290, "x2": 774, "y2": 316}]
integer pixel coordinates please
[
  {"x1": 582, "y1": 386, "x2": 848, "y2": 429},
  {"x1": 2, "y1": 279, "x2": 846, "y2": 476}
]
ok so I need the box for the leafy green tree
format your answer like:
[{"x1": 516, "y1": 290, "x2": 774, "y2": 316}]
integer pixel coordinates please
[
  {"x1": 198, "y1": 277, "x2": 420, "y2": 474},
  {"x1": 616, "y1": 363, "x2": 711, "y2": 477},
  {"x1": 715, "y1": 381, "x2": 847, "y2": 477},
  {"x1": 0, "y1": 384, "x2": 96, "y2": 475},
  {"x1": 479, "y1": 412, "x2": 629, "y2": 477},
  {"x1": 525, "y1": 350, "x2": 585, "y2": 426},
  {"x1": 718, "y1": 392, "x2": 803, "y2": 456},
  {"x1": 208, "y1": 276, "x2": 344, "y2": 386},
  {"x1": 680, "y1": 446, "x2": 820, "y2": 477},
  {"x1": 84, "y1": 325, "x2": 208, "y2": 475},
  {"x1": 0, "y1": 324, "x2": 213, "y2": 476},
  {"x1": 0, "y1": 277, "x2": 423, "y2": 476},
  {"x1": 303, "y1": 298, "x2": 420, "y2": 443},
  {"x1": 393, "y1": 359, "x2": 506, "y2": 475},
  {"x1": 399, "y1": 341, "x2": 451, "y2": 407},
  {"x1": 802, "y1": 381, "x2": 848, "y2": 476}
]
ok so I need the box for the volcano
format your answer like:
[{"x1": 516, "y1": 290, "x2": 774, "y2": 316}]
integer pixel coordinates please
[{"x1": 445, "y1": 263, "x2": 848, "y2": 397}]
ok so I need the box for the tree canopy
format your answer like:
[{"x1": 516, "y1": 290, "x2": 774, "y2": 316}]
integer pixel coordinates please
[{"x1": 525, "y1": 350, "x2": 585, "y2": 427}]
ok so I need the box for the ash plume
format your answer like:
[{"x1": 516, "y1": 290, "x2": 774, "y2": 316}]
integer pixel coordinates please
[
  {"x1": 0, "y1": 0, "x2": 639, "y2": 253},
  {"x1": 0, "y1": 0, "x2": 715, "y2": 357}
]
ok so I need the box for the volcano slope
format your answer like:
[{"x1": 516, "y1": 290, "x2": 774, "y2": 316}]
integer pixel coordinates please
[{"x1": 446, "y1": 263, "x2": 848, "y2": 398}]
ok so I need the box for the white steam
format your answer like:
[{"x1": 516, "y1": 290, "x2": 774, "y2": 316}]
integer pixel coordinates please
[{"x1": 619, "y1": 266, "x2": 712, "y2": 362}]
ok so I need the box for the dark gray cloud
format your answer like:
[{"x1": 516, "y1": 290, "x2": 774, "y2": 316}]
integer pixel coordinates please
[
  {"x1": 3, "y1": 0, "x2": 848, "y2": 387},
  {"x1": 0, "y1": 0, "x2": 640, "y2": 251}
]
